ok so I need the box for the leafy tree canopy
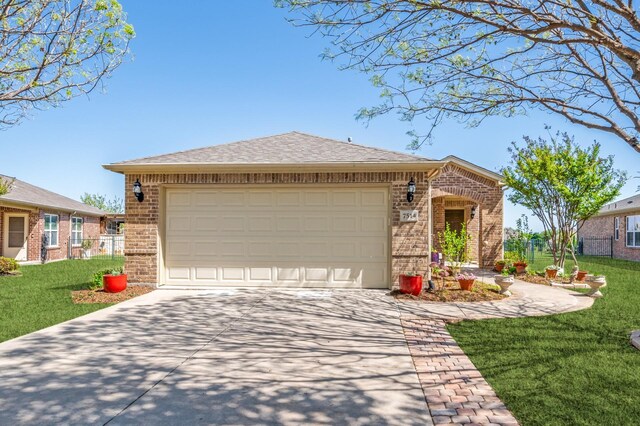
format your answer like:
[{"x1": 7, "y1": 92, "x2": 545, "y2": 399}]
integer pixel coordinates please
[
  {"x1": 0, "y1": 0, "x2": 134, "y2": 127},
  {"x1": 80, "y1": 192, "x2": 123, "y2": 214},
  {"x1": 277, "y1": 0, "x2": 640, "y2": 153},
  {"x1": 502, "y1": 132, "x2": 626, "y2": 267}
]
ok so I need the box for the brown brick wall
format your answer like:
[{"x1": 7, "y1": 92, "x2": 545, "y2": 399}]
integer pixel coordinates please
[
  {"x1": 431, "y1": 165, "x2": 504, "y2": 267},
  {"x1": 0, "y1": 205, "x2": 102, "y2": 262},
  {"x1": 579, "y1": 212, "x2": 640, "y2": 262},
  {"x1": 124, "y1": 167, "x2": 504, "y2": 285}
]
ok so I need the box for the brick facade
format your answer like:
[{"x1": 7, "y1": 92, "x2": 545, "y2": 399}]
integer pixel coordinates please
[
  {"x1": 431, "y1": 165, "x2": 504, "y2": 268},
  {"x1": 124, "y1": 166, "x2": 503, "y2": 286},
  {"x1": 579, "y1": 212, "x2": 640, "y2": 262},
  {"x1": 0, "y1": 205, "x2": 100, "y2": 262}
]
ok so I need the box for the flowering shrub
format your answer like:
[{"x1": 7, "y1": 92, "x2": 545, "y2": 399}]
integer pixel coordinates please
[{"x1": 456, "y1": 272, "x2": 477, "y2": 281}]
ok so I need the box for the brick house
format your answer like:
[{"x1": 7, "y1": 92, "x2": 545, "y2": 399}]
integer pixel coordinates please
[
  {"x1": 104, "y1": 132, "x2": 504, "y2": 288},
  {"x1": 578, "y1": 194, "x2": 640, "y2": 262},
  {"x1": 0, "y1": 175, "x2": 105, "y2": 262}
]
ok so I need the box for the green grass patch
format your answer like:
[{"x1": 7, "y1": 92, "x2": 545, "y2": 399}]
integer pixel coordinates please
[
  {"x1": 0, "y1": 258, "x2": 124, "y2": 343},
  {"x1": 448, "y1": 255, "x2": 640, "y2": 425}
]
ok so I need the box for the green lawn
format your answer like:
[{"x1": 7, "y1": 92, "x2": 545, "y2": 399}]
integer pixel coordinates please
[
  {"x1": 448, "y1": 255, "x2": 640, "y2": 426},
  {"x1": 0, "y1": 258, "x2": 124, "y2": 343}
]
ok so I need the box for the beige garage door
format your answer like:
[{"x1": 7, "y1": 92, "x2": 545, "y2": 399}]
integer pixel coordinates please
[{"x1": 163, "y1": 186, "x2": 389, "y2": 288}]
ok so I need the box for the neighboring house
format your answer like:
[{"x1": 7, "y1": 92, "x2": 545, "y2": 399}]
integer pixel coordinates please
[
  {"x1": 0, "y1": 175, "x2": 106, "y2": 262},
  {"x1": 578, "y1": 194, "x2": 640, "y2": 262},
  {"x1": 101, "y1": 213, "x2": 125, "y2": 235},
  {"x1": 104, "y1": 132, "x2": 504, "y2": 288}
]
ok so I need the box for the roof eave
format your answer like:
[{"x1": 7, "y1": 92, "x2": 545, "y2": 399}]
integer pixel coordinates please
[
  {"x1": 0, "y1": 199, "x2": 105, "y2": 217},
  {"x1": 441, "y1": 155, "x2": 504, "y2": 184},
  {"x1": 103, "y1": 161, "x2": 447, "y2": 174}
]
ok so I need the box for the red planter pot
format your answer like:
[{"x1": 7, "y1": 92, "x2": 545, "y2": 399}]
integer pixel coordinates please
[
  {"x1": 546, "y1": 269, "x2": 558, "y2": 279},
  {"x1": 577, "y1": 271, "x2": 588, "y2": 281},
  {"x1": 399, "y1": 275, "x2": 423, "y2": 296},
  {"x1": 458, "y1": 279, "x2": 475, "y2": 291},
  {"x1": 103, "y1": 274, "x2": 127, "y2": 293},
  {"x1": 495, "y1": 263, "x2": 505, "y2": 273}
]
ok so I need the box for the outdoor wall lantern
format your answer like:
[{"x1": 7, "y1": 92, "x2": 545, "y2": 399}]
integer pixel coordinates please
[
  {"x1": 407, "y1": 177, "x2": 416, "y2": 203},
  {"x1": 470, "y1": 205, "x2": 477, "y2": 219},
  {"x1": 133, "y1": 179, "x2": 144, "y2": 202}
]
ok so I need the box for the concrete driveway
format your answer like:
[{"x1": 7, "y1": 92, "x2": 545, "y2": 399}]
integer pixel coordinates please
[{"x1": 0, "y1": 289, "x2": 432, "y2": 425}]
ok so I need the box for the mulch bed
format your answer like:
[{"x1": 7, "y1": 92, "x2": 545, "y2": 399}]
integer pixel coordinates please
[
  {"x1": 517, "y1": 273, "x2": 577, "y2": 285},
  {"x1": 0, "y1": 271, "x2": 22, "y2": 277},
  {"x1": 391, "y1": 279, "x2": 506, "y2": 302},
  {"x1": 71, "y1": 286, "x2": 153, "y2": 304}
]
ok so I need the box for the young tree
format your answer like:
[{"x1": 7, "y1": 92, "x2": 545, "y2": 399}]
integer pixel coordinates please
[
  {"x1": 277, "y1": 1, "x2": 640, "y2": 153},
  {"x1": 0, "y1": 177, "x2": 14, "y2": 196},
  {"x1": 81, "y1": 193, "x2": 123, "y2": 213},
  {"x1": 0, "y1": 0, "x2": 135, "y2": 128},
  {"x1": 502, "y1": 132, "x2": 627, "y2": 268}
]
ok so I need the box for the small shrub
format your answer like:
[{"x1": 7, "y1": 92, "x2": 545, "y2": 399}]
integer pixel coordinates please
[
  {"x1": 0, "y1": 257, "x2": 19, "y2": 274},
  {"x1": 81, "y1": 240, "x2": 93, "y2": 250}
]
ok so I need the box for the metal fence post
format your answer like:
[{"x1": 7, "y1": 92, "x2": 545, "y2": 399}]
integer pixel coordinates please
[
  {"x1": 111, "y1": 235, "x2": 115, "y2": 260},
  {"x1": 610, "y1": 236, "x2": 614, "y2": 258},
  {"x1": 68, "y1": 236, "x2": 72, "y2": 259}
]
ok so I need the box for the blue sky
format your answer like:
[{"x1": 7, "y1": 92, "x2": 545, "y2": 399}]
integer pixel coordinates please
[{"x1": 1, "y1": 1, "x2": 637, "y2": 229}]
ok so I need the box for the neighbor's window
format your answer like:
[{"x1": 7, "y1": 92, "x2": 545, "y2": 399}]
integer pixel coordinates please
[
  {"x1": 626, "y1": 215, "x2": 640, "y2": 248},
  {"x1": 614, "y1": 217, "x2": 620, "y2": 241},
  {"x1": 71, "y1": 217, "x2": 83, "y2": 246},
  {"x1": 44, "y1": 214, "x2": 59, "y2": 247}
]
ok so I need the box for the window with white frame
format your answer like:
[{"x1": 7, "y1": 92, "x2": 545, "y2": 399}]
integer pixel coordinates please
[
  {"x1": 614, "y1": 217, "x2": 620, "y2": 241},
  {"x1": 71, "y1": 217, "x2": 83, "y2": 246},
  {"x1": 44, "y1": 214, "x2": 59, "y2": 247},
  {"x1": 626, "y1": 215, "x2": 640, "y2": 248}
]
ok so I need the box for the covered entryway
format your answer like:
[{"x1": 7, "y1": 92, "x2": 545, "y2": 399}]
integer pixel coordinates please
[
  {"x1": 162, "y1": 186, "x2": 390, "y2": 288},
  {"x1": 2, "y1": 213, "x2": 28, "y2": 260}
]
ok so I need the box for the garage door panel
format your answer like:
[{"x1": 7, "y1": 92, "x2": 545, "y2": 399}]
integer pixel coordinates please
[
  {"x1": 248, "y1": 217, "x2": 273, "y2": 232},
  {"x1": 164, "y1": 187, "x2": 389, "y2": 288},
  {"x1": 276, "y1": 217, "x2": 301, "y2": 232}
]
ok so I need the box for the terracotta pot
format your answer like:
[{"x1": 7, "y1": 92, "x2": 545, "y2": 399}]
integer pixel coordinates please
[
  {"x1": 576, "y1": 271, "x2": 588, "y2": 281},
  {"x1": 546, "y1": 268, "x2": 558, "y2": 279},
  {"x1": 458, "y1": 279, "x2": 475, "y2": 291},
  {"x1": 515, "y1": 264, "x2": 527, "y2": 274},
  {"x1": 103, "y1": 274, "x2": 127, "y2": 293},
  {"x1": 399, "y1": 275, "x2": 423, "y2": 296},
  {"x1": 495, "y1": 263, "x2": 505, "y2": 273}
]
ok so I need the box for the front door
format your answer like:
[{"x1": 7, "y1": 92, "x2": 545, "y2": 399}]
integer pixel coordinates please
[
  {"x1": 445, "y1": 209, "x2": 465, "y2": 234},
  {"x1": 3, "y1": 214, "x2": 28, "y2": 260}
]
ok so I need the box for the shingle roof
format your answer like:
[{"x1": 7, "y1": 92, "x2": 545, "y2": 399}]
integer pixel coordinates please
[
  {"x1": 112, "y1": 131, "x2": 432, "y2": 165},
  {"x1": 0, "y1": 175, "x2": 107, "y2": 216},
  {"x1": 597, "y1": 193, "x2": 640, "y2": 216}
]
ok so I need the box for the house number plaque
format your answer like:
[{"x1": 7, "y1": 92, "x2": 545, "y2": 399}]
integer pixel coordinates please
[{"x1": 400, "y1": 210, "x2": 419, "y2": 222}]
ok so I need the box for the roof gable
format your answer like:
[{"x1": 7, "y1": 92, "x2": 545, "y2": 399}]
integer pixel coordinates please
[
  {"x1": 0, "y1": 175, "x2": 107, "y2": 216},
  {"x1": 111, "y1": 131, "x2": 432, "y2": 165}
]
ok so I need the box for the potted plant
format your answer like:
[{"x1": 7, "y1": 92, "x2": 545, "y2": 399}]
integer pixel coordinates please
[
  {"x1": 101, "y1": 267, "x2": 127, "y2": 293},
  {"x1": 494, "y1": 270, "x2": 514, "y2": 296},
  {"x1": 513, "y1": 260, "x2": 528, "y2": 274},
  {"x1": 585, "y1": 274, "x2": 606, "y2": 297},
  {"x1": 494, "y1": 260, "x2": 506, "y2": 272},
  {"x1": 576, "y1": 270, "x2": 588, "y2": 281},
  {"x1": 81, "y1": 239, "x2": 93, "y2": 259},
  {"x1": 456, "y1": 272, "x2": 477, "y2": 291},
  {"x1": 399, "y1": 272, "x2": 423, "y2": 296},
  {"x1": 545, "y1": 264, "x2": 560, "y2": 279}
]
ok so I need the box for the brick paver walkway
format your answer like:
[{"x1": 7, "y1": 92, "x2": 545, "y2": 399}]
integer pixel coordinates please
[{"x1": 402, "y1": 318, "x2": 519, "y2": 426}]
